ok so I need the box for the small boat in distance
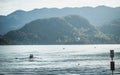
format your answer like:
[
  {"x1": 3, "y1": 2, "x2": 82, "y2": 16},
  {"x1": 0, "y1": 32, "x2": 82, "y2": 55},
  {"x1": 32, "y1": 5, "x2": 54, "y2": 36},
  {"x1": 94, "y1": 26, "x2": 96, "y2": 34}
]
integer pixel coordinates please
[{"x1": 29, "y1": 54, "x2": 34, "y2": 59}]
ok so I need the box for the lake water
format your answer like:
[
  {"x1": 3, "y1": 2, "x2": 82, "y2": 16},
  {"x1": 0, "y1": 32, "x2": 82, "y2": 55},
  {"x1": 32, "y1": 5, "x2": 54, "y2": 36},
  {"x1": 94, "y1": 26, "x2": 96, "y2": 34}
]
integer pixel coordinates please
[{"x1": 0, "y1": 45, "x2": 120, "y2": 75}]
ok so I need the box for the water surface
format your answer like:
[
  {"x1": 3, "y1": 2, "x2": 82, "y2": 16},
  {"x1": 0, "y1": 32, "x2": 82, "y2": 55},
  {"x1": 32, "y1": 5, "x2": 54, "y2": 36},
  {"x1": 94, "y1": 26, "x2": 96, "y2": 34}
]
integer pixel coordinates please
[{"x1": 0, "y1": 45, "x2": 120, "y2": 75}]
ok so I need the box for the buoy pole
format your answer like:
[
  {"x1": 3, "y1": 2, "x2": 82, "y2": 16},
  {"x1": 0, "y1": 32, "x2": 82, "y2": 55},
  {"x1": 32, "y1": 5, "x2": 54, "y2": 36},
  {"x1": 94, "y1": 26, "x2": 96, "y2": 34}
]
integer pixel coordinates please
[{"x1": 110, "y1": 50, "x2": 115, "y2": 75}]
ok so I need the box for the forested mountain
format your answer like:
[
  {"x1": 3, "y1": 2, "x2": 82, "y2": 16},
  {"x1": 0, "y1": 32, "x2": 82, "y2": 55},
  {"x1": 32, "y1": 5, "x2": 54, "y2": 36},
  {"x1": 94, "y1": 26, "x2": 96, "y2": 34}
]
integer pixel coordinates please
[
  {"x1": 0, "y1": 35, "x2": 11, "y2": 45},
  {"x1": 0, "y1": 6, "x2": 120, "y2": 35},
  {"x1": 4, "y1": 15, "x2": 111, "y2": 44},
  {"x1": 99, "y1": 19, "x2": 120, "y2": 43}
]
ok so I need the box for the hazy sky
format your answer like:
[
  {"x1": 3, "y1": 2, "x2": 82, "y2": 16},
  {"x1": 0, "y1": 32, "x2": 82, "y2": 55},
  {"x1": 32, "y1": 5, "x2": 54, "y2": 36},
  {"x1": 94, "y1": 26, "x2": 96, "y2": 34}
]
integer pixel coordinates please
[{"x1": 0, "y1": 0, "x2": 120, "y2": 15}]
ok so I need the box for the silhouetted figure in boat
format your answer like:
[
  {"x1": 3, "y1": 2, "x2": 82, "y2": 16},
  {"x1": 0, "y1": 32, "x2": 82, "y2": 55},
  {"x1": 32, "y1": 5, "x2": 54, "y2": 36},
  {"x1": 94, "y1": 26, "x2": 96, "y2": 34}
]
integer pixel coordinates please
[{"x1": 29, "y1": 54, "x2": 34, "y2": 59}]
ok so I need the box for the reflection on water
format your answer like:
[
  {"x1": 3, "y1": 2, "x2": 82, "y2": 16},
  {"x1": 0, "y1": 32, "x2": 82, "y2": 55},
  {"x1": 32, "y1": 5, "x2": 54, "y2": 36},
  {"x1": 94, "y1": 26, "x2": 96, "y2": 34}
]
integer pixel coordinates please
[{"x1": 0, "y1": 45, "x2": 120, "y2": 75}]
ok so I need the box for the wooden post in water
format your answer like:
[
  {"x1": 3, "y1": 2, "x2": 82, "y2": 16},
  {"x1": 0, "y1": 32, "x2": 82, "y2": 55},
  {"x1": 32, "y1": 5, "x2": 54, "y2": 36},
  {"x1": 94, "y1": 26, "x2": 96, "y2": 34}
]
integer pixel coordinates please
[{"x1": 110, "y1": 50, "x2": 115, "y2": 75}]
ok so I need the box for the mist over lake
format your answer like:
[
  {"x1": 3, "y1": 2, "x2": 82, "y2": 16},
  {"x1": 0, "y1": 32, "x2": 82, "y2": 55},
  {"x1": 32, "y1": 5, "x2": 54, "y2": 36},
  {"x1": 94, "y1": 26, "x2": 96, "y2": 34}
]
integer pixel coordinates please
[{"x1": 0, "y1": 45, "x2": 120, "y2": 75}]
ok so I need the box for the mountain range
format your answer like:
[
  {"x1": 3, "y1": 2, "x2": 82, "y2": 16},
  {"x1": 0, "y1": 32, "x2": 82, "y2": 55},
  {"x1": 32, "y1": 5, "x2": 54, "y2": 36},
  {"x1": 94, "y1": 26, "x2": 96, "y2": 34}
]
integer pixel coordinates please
[
  {"x1": 1, "y1": 15, "x2": 113, "y2": 45},
  {"x1": 0, "y1": 6, "x2": 120, "y2": 35},
  {"x1": 0, "y1": 6, "x2": 120, "y2": 44}
]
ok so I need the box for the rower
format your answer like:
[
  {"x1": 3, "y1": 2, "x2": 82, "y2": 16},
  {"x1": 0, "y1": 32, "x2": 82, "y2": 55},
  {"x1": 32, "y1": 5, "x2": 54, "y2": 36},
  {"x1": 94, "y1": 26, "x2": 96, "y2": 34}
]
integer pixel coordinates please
[{"x1": 29, "y1": 54, "x2": 34, "y2": 59}]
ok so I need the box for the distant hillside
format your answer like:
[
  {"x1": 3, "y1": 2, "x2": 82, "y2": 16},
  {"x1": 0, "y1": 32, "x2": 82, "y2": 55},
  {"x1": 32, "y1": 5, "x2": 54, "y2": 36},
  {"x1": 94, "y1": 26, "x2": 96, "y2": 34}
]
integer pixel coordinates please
[
  {"x1": 0, "y1": 35, "x2": 11, "y2": 45},
  {"x1": 0, "y1": 6, "x2": 120, "y2": 35},
  {"x1": 99, "y1": 19, "x2": 120, "y2": 43},
  {"x1": 4, "y1": 15, "x2": 111, "y2": 44}
]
